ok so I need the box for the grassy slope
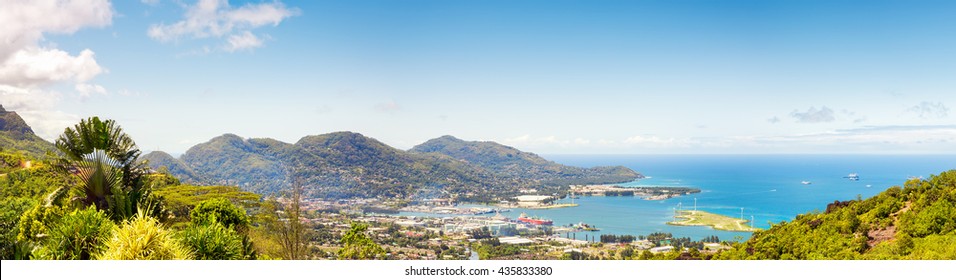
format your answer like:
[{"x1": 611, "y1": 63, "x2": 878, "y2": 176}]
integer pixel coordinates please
[{"x1": 667, "y1": 210, "x2": 759, "y2": 232}]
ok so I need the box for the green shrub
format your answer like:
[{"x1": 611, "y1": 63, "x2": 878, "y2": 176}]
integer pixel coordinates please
[
  {"x1": 176, "y1": 222, "x2": 245, "y2": 260},
  {"x1": 96, "y1": 212, "x2": 192, "y2": 260},
  {"x1": 17, "y1": 204, "x2": 64, "y2": 243},
  {"x1": 190, "y1": 198, "x2": 249, "y2": 230},
  {"x1": 33, "y1": 207, "x2": 114, "y2": 260},
  {"x1": 0, "y1": 197, "x2": 35, "y2": 259}
]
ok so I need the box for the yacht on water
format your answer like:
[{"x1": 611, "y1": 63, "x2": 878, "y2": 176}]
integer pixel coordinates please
[
  {"x1": 845, "y1": 173, "x2": 860, "y2": 181},
  {"x1": 801, "y1": 181, "x2": 812, "y2": 185}
]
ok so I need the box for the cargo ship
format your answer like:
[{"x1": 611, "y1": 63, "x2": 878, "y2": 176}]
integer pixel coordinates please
[{"x1": 516, "y1": 213, "x2": 553, "y2": 225}]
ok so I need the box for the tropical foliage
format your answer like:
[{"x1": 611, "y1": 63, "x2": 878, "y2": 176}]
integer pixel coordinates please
[
  {"x1": 337, "y1": 223, "x2": 385, "y2": 260},
  {"x1": 152, "y1": 184, "x2": 259, "y2": 224},
  {"x1": 96, "y1": 212, "x2": 192, "y2": 260},
  {"x1": 189, "y1": 198, "x2": 251, "y2": 230},
  {"x1": 178, "y1": 198, "x2": 256, "y2": 260},
  {"x1": 33, "y1": 207, "x2": 114, "y2": 260},
  {"x1": 48, "y1": 117, "x2": 157, "y2": 221},
  {"x1": 176, "y1": 222, "x2": 245, "y2": 260},
  {"x1": 716, "y1": 170, "x2": 956, "y2": 260}
]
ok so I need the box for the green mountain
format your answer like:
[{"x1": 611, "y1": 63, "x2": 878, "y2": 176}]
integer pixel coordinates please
[
  {"x1": 410, "y1": 135, "x2": 642, "y2": 186},
  {"x1": 716, "y1": 170, "x2": 956, "y2": 260},
  {"x1": 146, "y1": 132, "x2": 642, "y2": 201},
  {"x1": 141, "y1": 151, "x2": 205, "y2": 183},
  {"x1": 0, "y1": 105, "x2": 54, "y2": 159}
]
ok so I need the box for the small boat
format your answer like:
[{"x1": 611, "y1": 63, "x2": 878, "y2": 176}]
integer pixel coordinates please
[
  {"x1": 866, "y1": 184, "x2": 872, "y2": 188},
  {"x1": 801, "y1": 181, "x2": 812, "y2": 185},
  {"x1": 517, "y1": 213, "x2": 553, "y2": 226},
  {"x1": 845, "y1": 173, "x2": 860, "y2": 181}
]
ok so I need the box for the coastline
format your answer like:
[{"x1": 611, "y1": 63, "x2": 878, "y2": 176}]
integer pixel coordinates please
[
  {"x1": 499, "y1": 203, "x2": 579, "y2": 209},
  {"x1": 667, "y1": 210, "x2": 759, "y2": 232}
]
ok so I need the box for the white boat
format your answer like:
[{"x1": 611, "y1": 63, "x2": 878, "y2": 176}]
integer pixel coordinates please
[
  {"x1": 845, "y1": 173, "x2": 860, "y2": 181},
  {"x1": 866, "y1": 184, "x2": 872, "y2": 188},
  {"x1": 801, "y1": 181, "x2": 812, "y2": 185}
]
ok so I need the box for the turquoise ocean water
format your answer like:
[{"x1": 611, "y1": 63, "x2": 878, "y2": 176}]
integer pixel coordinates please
[{"x1": 402, "y1": 155, "x2": 954, "y2": 242}]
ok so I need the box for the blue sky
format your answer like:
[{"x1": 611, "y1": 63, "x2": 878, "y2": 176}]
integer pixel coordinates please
[{"x1": 1, "y1": 0, "x2": 954, "y2": 154}]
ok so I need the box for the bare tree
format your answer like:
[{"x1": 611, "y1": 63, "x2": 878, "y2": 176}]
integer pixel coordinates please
[{"x1": 278, "y1": 168, "x2": 306, "y2": 260}]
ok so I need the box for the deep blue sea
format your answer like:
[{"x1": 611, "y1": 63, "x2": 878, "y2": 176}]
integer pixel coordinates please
[{"x1": 402, "y1": 155, "x2": 955, "y2": 242}]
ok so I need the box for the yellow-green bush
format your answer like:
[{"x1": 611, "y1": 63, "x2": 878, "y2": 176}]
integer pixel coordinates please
[{"x1": 96, "y1": 212, "x2": 192, "y2": 260}]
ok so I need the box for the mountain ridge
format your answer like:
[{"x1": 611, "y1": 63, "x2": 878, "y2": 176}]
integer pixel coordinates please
[{"x1": 145, "y1": 132, "x2": 642, "y2": 201}]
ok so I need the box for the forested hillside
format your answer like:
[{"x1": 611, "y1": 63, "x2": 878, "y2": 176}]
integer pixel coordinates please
[
  {"x1": 0, "y1": 105, "x2": 54, "y2": 159},
  {"x1": 716, "y1": 170, "x2": 956, "y2": 260},
  {"x1": 410, "y1": 135, "x2": 642, "y2": 186},
  {"x1": 146, "y1": 132, "x2": 642, "y2": 201}
]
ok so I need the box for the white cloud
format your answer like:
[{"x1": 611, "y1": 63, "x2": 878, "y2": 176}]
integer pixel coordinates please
[
  {"x1": 147, "y1": 0, "x2": 298, "y2": 51},
  {"x1": 75, "y1": 83, "x2": 108, "y2": 98},
  {"x1": 906, "y1": 102, "x2": 949, "y2": 119},
  {"x1": 0, "y1": 0, "x2": 112, "y2": 61},
  {"x1": 0, "y1": 85, "x2": 81, "y2": 140},
  {"x1": 790, "y1": 106, "x2": 835, "y2": 123},
  {"x1": 0, "y1": 0, "x2": 113, "y2": 140},
  {"x1": 0, "y1": 48, "x2": 104, "y2": 87},
  {"x1": 224, "y1": 31, "x2": 263, "y2": 52}
]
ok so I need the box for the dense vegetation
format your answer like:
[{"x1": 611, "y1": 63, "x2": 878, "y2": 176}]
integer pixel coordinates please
[
  {"x1": 410, "y1": 135, "x2": 642, "y2": 187},
  {"x1": 0, "y1": 105, "x2": 55, "y2": 159},
  {"x1": 145, "y1": 132, "x2": 642, "y2": 202},
  {"x1": 716, "y1": 170, "x2": 956, "y2": 260},
  {"x1": 0, "y1": 112, "x2": 310, "y2": 260}
]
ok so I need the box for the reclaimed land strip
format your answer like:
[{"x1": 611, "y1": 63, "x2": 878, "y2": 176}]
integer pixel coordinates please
[
  {"x1": 571, "y1": 185, "x2": 701, "y2": 200},
  {"x1": 667, "y1": 210, "x2": 759, "y2": 232},
  {"x1": 503, "y1": 203, "x2": 579, "y2": 209}
]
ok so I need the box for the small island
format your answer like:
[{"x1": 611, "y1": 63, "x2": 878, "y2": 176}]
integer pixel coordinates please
[{"x1": 667, "y1": 210, "x2": 759, "y2": 232}]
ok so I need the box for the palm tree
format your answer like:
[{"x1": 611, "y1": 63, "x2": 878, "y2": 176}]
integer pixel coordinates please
[{"x1": 48, "y1": 117, "x2": 153, "y2": 221}]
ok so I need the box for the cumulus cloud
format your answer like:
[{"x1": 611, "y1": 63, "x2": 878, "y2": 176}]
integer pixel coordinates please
[
  {"x1": 0, "y1": 0, "x2": 113, "y2": 140},
  {"x1": 0, "y1": 0, "x2": 112, "y2": 61},
  {"x1": 75, "y1": 83, "x2": 108, "y2": 99},
  {"x1": 0, "y1": 48, "x2": 104, "y2": 87},
  {"x1": 0, "y1": 0, "x2": 110, "y2": 87},
  {"x1": 790, "y1": 106, "x2": 835, "y2": 123},
  {"x1": 906, "y1": 102, "x2": 949, "y2": 119},
  {"x1": 147, "y1": 0, "x2": 298, "y2": 52},
  {"x1": 0, "y1": 85, "x2": 80, "y2": 140},
  {"x1": 224, "y1": 31, "x2": 263, "y2": 52}
]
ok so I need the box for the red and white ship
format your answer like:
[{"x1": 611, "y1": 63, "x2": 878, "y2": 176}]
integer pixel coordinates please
[{"x1": 517, "y1": 213, "x2": 553, "y2": 225}]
